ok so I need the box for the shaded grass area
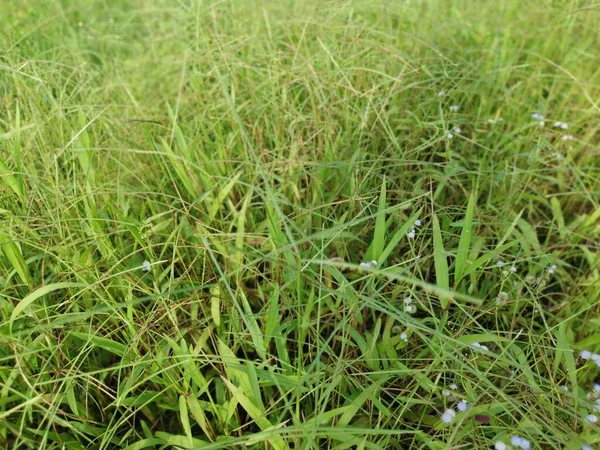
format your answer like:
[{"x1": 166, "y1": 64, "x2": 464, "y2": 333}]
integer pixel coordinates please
[{"x1": 1, "y1": 0, "x2": 599, "y2": 448}]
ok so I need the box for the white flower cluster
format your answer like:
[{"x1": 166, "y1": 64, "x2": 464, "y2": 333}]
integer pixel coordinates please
[
  {"x1": 581, "y1": 350, "x2": 600, "y2": 367},
  {"x1": 553, "y1": 121, "x2": 569, "y2": 130},
  {"x1": 404, "y1": 297, "x2": 416, "y2": 314},
  {"x1": 359, "y1": 260, "x2": 378, "y2": 269},
  {"x1": 407, "y1": 219, "x2": 421, "y2": 239},
  {"x1": 471, "y1": 342, "x2": 489, "y2": 351},
  {"x1": 531, "y1": 112, "x2": 545, "y2": 126}
]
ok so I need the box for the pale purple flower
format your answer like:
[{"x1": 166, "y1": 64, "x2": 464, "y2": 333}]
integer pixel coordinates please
[
  {"x1": 586, "y1": 414, "x2": 598, "y2": 424},
  {"x1": 456, "y1": 400, "x2": 468, "y2": 412},
  {"x1": 441, "y1": 408, "x2": 456, "y2": 423}
]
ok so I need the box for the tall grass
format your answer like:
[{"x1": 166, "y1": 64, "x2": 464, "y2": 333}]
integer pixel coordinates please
[{"x1": 1, "y1": 0, "x2": 599, "y2": 449}]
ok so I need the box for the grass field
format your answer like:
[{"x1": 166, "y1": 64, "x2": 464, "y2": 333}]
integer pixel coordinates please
[{"x1": 1, "y1": 0, "x2": 599, "y2": 448}]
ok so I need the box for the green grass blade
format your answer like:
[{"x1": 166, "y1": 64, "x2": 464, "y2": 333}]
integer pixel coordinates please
[
  {"x1": 432, "y1": 213, "x2": 450, "y2": 308},
  {"x1": 454, "y1": 192, "x2": 475, "y2": 285}
]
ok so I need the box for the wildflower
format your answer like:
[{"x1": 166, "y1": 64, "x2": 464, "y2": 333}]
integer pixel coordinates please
[
  {"x1": 400, "y1": 332, "x2": 408, "y2": 342},
  {"x1": 438, "y1": 90, "x2": 447, "y2": 97},
  {"x1": 553, "y1": 121, "x2": 569, "y2": 129},
  {"x1": 582, "y1": 445, "x2": 592, "y2": 450},
  {"x1": 441, "y1": 408, "x2": 456, "y2": 424},
  {"x1": 404, "y1": 297, "x2": 412, "y2": 304},
  {"x1": 447, "y1": 132, "x2": 454, "y2": 140},
  {"x1": 441, "y1": 389, "x2": 451, "y2": 397},
  {"x1": 471, "y1": 342, "x2": 489, "y2": 351},
  {"x1": 510, "y1": 265, "x2": 517, "y2": 273},
  {"x1": 581, "y1": 350, "x2": 592, "y2": 360},
  {"x1": 594, "y1": 384, "x2": 600, "y2": 393},
  {"x1": 449, "y1": 105, "x2": 459, "y2": 112},
  {"x1": 502, "y1": 270, "x2": 508, "y2": 276},
  {"x1": 408, "y1": 228, "x2": 416, "y2": 239},
  {"x1": 594, "y1": 399, "x2": 600, "y2": 411},
  {"x1": 456, "y1": 400, "x2": 468, "y2": 412},
  {"x1": 494, "y1": 442, "x2": 507, "y2": 450},
  {"x1": 562, "y1": 134, "x2": 574, "y2": 141},
  {"x1": 453, "y1": 126, "x2": 462, "y2": 134},
  {"x1": 586, "y1": 414, "x2": 598, "y2": 424},
  {"x1": 547, "y1": 263, "x2": 557, "y2": 274},
  {"x1": 414, "y1": 219, "x2": 422, "y2": 227},
  {"x1": 142, "y1": 260, "x2": 152, "y2": 272},
  {"x1": 404, "y1": 304, "x2": 416, "y2": 314},
  {"x1": 496, "y1": 291, "x2": 509, "y2": 305},
  {"x1": 496, "y1": 260, "x2": 506, "y2": 267},
  {"x1": 531, "y1": 113, "x2": 544, "y2": 121},
  {"x1": 450, "y1": 383, "x2": 458, "y2": 391},
  {"x1": 560, "y1": 385, "x2": 569, "y2": 392},
  {"x1": 592, "y1": 354, "x2": 600, "y2": 367},
  {"x1": 538, "y1": 120, "x2": 545, "y2": 127},
  {"x1": 359, "y1": 260, "x2": 377, "y2": 269},
  {"x1": 510, "y1": 435, "x2": 531, "y2": 450}
]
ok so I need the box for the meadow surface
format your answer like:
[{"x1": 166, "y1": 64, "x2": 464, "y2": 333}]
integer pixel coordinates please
[{"x1": 1, "y1": 0, "x2": 599, "y2": 449}]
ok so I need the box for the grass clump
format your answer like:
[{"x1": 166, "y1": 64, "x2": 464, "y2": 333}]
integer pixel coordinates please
[{"x1": 1, "y1": 0, "x2": 599, "y2": 449}]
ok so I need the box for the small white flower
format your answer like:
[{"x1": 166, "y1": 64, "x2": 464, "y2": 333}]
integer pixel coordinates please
[
  {"x1": 496, "y1": 291, "x2": 509, "y2": 305},
  {"x1": 594, "y1": 384, "x2": 600, "y2": 393},
  {"x1": 494, "y1": 442, "x2": 507, "y2": 450},
  {"x1": 441, "y1": 408, "x2": 456, "y2": 424},
  {"x1": 502, "y1": 270, "x2": 508, "y2": 276},
  {"x1": 531, "y1": 113, "x2": 544, "y2": 121},
  {"x1": 594, "y1": 399, "x2": 600, "y2": 411},
  {"x1": 404, "y1": 304, "x2": 416, "y2": 314},
  {"x1": 438, "y1": 90, "x2": 447, "y2": 97},
  {"x1": 581, "y1": 350, "x2": 592, "y2": 360},
  {"x1": 562, "y1": 134, "x2": 574, "y2": 141},
  {"x1": 456, "y1": 400, "x2": 468, "y2": 412},
  {"x1": 471, "y1": 342, "x2": 489, "y2": 351},
  {"x1": 400, "y1": 332, "x2": 408, "y2": 342},
  {"x1": 560, "y1": 385, "x2": 569, "y2": 392},
  {"x1": 487, "y1": 118, "x2": 496, "y2": 124},
  {"x1": 453, "y1": 126, "x2": 462, "y2": 134},
  {"x1": 441, "y1": 389, "x2": 451, "y2": 397},
  {"x1": 359, "y1": 260, "x2": 378, "y2": 269},
  {"x1": 142, "y1": 260, "x2": 152, "y2": 272},
  {"x1": 586, "y1": 414, "x2": 598, "y2": 424},
  {"x1": 450, "y1": 383, "x2": 458, "y2": 391},
  {"x1": 592, "y1": 354, "x2": 600, "y2": 367},
  {"x1": 414, "y1": 219, "x2": 422, "y2": 227},
  {"x1": 447, "y1": 132, "x2": 454, "y2": 140},
  {"x1": 582, "y1": 445, "x2": 592, "y2": 450},
  {"x1": 408, "y1": 229, "x2": 416, "y2": 239},
  {"x1": 538, "y1": 120, "x2": 545, "y2": 127},
  {"x1": 404, "y1": 297, "x2": 412, "y2": 304},
  {"x1": 510, "y1": 265, "x2": 517, "y2": 273},
  {"x1": 449, "y1": 105, "x2": 459, "y2": 112},
  {"x1": 553, "y1": 121, "x2": 569, "y2": 129},
  {"x1": 496, "y1": 260, "x2": 506, "y2": 267}
]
